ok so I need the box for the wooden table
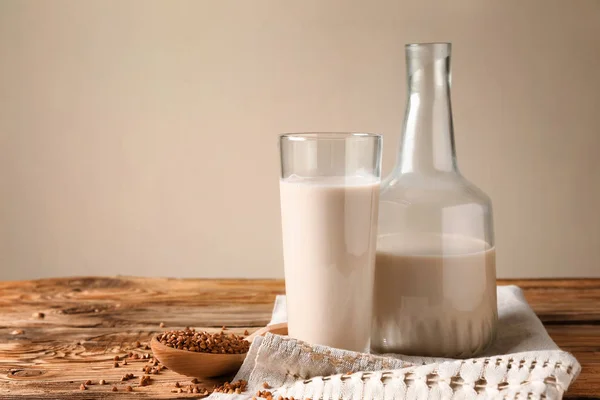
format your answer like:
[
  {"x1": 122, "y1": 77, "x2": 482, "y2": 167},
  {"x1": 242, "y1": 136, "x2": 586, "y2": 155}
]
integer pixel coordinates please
[{"x1": 0, "y1": 278, "x2": 598, "y2": 399}]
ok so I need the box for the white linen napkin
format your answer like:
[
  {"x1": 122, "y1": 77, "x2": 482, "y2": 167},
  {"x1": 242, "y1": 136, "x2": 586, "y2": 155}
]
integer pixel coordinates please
[{"x1": 211, "y1": 286, "x2": 580, "y2": 400}]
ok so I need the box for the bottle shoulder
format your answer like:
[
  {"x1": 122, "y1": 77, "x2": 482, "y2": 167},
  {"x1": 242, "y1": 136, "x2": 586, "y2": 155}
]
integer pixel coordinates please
[{"x1": 380, "y1": 171, "x2": 492, "y2": 207}]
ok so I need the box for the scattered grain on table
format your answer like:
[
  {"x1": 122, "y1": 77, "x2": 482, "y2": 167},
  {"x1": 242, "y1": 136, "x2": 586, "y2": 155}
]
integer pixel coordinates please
[{"x1": 213, "y1": 380, "x2": 248, "y2": 394}]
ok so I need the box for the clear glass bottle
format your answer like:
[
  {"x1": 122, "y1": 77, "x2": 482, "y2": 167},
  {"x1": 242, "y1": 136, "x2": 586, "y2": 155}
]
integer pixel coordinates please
[{"x1": 371, "y1": 43, "x2": 497, "y2": 358}]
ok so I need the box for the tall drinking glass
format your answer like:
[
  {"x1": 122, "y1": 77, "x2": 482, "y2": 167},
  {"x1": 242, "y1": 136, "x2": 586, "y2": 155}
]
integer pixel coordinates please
[{"x1": 279, "y1": 132, "x2": 382, "y2": 352}]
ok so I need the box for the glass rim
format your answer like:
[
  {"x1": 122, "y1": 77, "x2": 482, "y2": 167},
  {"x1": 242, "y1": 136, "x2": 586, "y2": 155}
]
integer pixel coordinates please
[
  {"x1": 279, "y1": 132, "x2": 381, "y2": 141},
  {"x1": 405, "y1": 42, "x2": 451, "y2": 47}
]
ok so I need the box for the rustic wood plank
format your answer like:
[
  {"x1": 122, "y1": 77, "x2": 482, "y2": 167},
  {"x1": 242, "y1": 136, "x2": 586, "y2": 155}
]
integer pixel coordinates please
[
  {"x1": 0, "y1": 278, "x2": 281, "y2": 399},
  {"x1": 0, "y1": 277, "x2": 597, "y2": 399},
  {"x1": 501, "y1": 278, "x2": 600, "y2": 323}
]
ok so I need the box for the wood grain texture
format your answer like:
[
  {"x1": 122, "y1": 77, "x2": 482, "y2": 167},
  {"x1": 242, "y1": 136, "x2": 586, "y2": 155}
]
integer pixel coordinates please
[{"x1": 0, "y1": 277, "x2": 598, "y2": 399}]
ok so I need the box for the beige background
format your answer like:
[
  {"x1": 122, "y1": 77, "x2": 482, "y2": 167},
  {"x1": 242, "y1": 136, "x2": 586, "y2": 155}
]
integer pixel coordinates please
[{"x1": 0, "y1": 0, "x2": 599, "y2": 280}]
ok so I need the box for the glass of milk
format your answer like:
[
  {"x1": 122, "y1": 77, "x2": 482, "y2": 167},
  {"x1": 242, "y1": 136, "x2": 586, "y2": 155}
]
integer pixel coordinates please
[{"x1": 278, "y1": 132, "x2": 382, "y2": 352}]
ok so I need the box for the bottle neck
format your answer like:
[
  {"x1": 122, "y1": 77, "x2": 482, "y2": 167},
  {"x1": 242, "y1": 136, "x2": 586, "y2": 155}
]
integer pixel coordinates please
[{"x1": 397, "y1": 43, "x2": 458, "y2": 175}]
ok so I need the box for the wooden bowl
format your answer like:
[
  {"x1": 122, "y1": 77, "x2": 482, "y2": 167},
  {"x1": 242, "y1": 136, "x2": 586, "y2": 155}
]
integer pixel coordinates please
[{"x1": 151, "y1": 323, "x2": 288, "y2": 378}]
